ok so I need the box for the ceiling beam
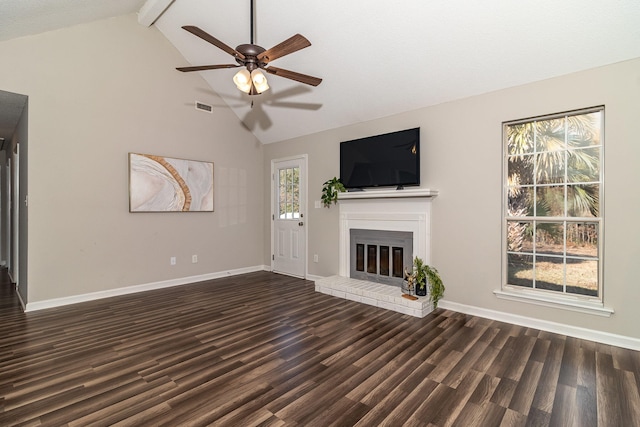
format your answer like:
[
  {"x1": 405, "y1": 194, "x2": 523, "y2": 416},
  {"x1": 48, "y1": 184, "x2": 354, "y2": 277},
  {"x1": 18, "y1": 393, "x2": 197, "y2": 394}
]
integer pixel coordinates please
[{"x1": 138, "y1": 0, "x2": 175, "y2": 27}]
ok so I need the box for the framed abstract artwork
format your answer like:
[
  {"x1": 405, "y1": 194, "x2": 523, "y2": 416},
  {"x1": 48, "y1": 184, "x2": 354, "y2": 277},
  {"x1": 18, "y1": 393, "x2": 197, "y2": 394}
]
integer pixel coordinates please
[{"x1": 129, "y1": 153, "x2": 214, "y2": 212}]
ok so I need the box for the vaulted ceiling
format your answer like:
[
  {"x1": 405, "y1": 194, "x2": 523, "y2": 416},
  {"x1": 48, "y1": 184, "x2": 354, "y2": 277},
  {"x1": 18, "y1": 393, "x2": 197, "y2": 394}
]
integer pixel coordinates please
[{"x1": 1, "y1": 0, "x2": 640, "y2": 144}]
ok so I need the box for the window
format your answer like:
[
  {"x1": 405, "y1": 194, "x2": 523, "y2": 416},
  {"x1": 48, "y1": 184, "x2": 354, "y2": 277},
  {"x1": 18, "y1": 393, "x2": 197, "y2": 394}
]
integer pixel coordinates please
[
  {"x1": 502, "y1": 107, "x2": 604, "y2": 306},
  {"x1": 278, "y1": 166, "x2": 300, "y2": 219}
]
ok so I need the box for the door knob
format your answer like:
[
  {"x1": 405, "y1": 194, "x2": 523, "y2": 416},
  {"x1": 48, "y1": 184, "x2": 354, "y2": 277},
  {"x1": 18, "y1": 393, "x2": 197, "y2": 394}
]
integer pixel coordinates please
[{"x1": 298, "y1": 221, "x2": 304, "y2": 226}]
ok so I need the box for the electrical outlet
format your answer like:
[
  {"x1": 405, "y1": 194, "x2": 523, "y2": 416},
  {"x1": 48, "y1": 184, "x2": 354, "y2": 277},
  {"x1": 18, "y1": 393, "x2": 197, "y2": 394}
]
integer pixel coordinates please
[
  {"x1": 192, "y1": 255, "x2": 198, "y2": 263},
  {"x1": 315, "y1": 200, "x2": 321, "y2": 209},
  {"x1": 170, "y1": 257, "x2": 176, "y2": 265},
  {"x1": 313, "y1": 254, "x2": 319, "y2": 263}
]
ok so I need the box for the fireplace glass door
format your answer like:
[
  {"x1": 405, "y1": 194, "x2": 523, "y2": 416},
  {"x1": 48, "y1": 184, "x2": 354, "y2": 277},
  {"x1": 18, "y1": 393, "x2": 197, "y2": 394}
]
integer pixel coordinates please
[{"x1": 350, "y1": 229, "x2": 412, "y2": 286}]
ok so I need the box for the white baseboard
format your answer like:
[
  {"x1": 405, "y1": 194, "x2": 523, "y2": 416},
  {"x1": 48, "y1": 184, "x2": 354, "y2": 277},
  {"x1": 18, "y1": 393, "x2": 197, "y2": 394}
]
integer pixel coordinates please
[
  {"x1": 16, "y1": 284, "x2": 26, "y2": 310},
  {"x1": 439, "y1": 300, "x2": 640, "y2": 351},
  {"x1": 24, "y1": 265, "x2": 270, "y2": 312},
  {"x1": 305, "y1": 273, "x2": 324, "y2": 282}
]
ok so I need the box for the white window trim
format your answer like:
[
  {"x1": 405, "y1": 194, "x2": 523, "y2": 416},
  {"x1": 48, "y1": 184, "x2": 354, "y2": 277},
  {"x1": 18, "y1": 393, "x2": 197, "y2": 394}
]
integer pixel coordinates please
[
  {"x1": 494, "y1": 288, "x2": 613, "y2": 317},
  {"x1": 500, "y1": 106, "x2": 609, "y2": 315}
]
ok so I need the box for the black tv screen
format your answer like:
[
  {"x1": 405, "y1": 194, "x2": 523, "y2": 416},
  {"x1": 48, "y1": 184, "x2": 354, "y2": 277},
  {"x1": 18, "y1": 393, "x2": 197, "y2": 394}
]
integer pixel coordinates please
[{"x1": 340, "y1": 127, "x2": 420, "y2": 189}]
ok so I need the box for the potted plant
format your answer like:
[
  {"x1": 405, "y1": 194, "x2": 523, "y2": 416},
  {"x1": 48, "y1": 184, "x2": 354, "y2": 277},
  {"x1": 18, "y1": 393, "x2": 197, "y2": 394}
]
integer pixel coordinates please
[
  {"x1": 321, "y1": 177, "x2": 346, "y2": 207},
  {"x1": 410, "y1": 256, "x2": 445, "y2": 308}
]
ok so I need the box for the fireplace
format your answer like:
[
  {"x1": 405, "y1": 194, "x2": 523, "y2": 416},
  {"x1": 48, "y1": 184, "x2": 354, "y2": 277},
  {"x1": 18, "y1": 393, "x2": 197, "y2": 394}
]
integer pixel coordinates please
[
  {"x1": 350, "y1": 229, "x2": 413, "y2": 286},
  {"x1": 316, "y1": 188, "x2": 438, "y2": 317}
]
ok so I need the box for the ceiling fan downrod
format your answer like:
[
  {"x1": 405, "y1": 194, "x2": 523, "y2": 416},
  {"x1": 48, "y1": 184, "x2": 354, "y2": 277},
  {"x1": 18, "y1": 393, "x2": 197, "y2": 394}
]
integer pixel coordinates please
[{"x1": 250, "y1": 0, "x2": 254, "y2": 45}]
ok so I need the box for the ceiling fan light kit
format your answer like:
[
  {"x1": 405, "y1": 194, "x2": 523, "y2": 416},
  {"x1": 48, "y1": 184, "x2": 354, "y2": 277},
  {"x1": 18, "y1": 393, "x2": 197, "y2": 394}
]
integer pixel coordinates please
[
  {"x1": 250, "y1": 70, "x2": 269, "y2": 93},
  {"x1": 233, "y1": 69, "x2": 269, "y2": 95},
  {"x1": 176, "y1": 0, "x2": 322, "y2": 96},
  {"x1": 233, "y1": 69, "x2": 251, "y2": 92}
]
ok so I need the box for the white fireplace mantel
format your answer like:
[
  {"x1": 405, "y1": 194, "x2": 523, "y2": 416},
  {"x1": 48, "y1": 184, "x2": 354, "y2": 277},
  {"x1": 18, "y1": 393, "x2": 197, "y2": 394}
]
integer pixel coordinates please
[
  {"x1": 337, "y1": 188, "x2": 438, "y2": 278},
  {"x1": 338, "y1": 188, "x2": 438, "y2": 201}
]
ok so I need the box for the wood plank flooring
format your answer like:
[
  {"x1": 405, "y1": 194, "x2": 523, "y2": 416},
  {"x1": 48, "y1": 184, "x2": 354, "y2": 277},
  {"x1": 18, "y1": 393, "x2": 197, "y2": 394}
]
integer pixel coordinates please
[{"x1": 1, "y1": 269, "x2": 639, "y2": 426}]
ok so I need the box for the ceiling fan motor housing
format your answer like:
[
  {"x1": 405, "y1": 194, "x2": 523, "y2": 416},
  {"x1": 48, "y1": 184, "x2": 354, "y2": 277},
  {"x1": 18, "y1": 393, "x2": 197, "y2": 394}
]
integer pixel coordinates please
[{"x1": 236, "y1": 44, "x2": 267, "y2": 71}]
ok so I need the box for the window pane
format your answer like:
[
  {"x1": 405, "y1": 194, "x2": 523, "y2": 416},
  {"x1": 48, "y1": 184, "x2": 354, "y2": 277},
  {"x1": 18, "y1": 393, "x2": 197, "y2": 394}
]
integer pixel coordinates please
[
  {"x1": 287, "y1": 175, "x2": 292, "y2": 215},
  {"x1": 507, "y1": 122, "x2": 535, "y2": 155},
  {"x1": 508, "y1": 186, "x2": 534, "y2": 217},
  {"x1": 566, "y1": 259, "x2": 598, "y2": 297},
  {"x1": 534, "y1": 255, "x2": 564, "y2": 292},
  {"x1": 507, "y1": 221, "x2": 533, "y2": 252},
  {"x1": 567, "y1": 184, "x2": 598, "y2": 217},
  {"x1": 567, "y1": 222, "x2": 598, "y2": 259},
  {"x1": 535, "y1": 118, "x2": 565, "y2": 153},
  {"x1": 279, "y1": 169, "x2": 286, "y2": 217},
  {"x1": 535, "y1": 222, "x2": 564, "y2": 256},
  {"x1": 568, "y1": 147, "x2": 600, "y2": 183},
  {"x1": 508, "y1": 154, "x2": 534, "y2": 185},
  {"x1": 507, "y1": 253, "x2": 533, "y2": 288},
  {"x1": 536, "y1": 185, "x2": 565, "y2": 216},
  {"x1": 536, "y1": 151, "x2": 565, "y2": 184},
  {"x1": 567, "y1": 112, "x2": 602, "y2": 148},
  {"x1": 292, "y1": 167, "x2": 300, "y2": 215},
  {"x1": 287, "y1": 169, "x2": 293, "y2": 218},
  {"x1": 292, "y1": 167, "x2": 300, "y2": 218}
]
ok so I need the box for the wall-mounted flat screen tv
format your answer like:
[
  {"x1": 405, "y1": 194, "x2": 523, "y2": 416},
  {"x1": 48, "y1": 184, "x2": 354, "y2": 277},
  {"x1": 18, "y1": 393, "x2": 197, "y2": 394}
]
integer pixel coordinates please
[{"x1": 340, "y1": 127, "x2": 420, "y2": 190}]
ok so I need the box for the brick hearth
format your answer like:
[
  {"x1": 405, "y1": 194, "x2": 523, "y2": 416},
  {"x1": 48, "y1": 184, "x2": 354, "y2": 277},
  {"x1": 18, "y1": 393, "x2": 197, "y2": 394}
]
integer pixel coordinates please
[{"x1": 315, "y1": 275, "x2": 433, "y2": 318}]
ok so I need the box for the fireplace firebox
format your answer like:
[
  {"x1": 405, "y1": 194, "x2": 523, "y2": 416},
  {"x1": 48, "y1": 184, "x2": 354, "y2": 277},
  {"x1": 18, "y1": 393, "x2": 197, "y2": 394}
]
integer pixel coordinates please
[{"x1": 350, "y1": 229, "x2": 413, "y2": 286}]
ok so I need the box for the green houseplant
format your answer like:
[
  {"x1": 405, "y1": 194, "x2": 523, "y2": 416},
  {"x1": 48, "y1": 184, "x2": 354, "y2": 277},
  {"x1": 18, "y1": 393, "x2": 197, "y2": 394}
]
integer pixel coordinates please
[
  {"x1": 411, "y1": 256, "x2": 445, "y2": 308},
  {"x1": 321, "y1": 177, "x2": 346, "y2": 207}
]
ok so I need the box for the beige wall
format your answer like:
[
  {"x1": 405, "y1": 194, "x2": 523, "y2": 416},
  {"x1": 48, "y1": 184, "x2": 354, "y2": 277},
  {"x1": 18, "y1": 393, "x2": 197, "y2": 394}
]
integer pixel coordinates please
[
  {"x1": 264, "y1": 58, "x2": 640, "y2": 339},
  {"x1": 0, "y1": 15, "x2": 264, "y2": 303}
]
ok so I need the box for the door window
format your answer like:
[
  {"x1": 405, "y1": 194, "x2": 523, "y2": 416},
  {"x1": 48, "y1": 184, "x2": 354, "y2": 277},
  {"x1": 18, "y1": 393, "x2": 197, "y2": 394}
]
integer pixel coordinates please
[{"x1": 278, "y1": 167, "x2": 300, "y2": 219}]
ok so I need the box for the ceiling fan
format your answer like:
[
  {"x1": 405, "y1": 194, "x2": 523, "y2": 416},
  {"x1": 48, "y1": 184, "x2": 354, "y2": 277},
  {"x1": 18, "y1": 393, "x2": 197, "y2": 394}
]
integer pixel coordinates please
[{"x1": 176, "y1": 0, "x2": 322, "y2": 96}]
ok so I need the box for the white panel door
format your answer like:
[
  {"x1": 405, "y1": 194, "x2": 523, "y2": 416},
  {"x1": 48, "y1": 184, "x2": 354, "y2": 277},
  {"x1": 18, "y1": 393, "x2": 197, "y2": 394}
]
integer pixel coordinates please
[{"x1": 272, "y1": 157, "x2": 306, "y2": 278}]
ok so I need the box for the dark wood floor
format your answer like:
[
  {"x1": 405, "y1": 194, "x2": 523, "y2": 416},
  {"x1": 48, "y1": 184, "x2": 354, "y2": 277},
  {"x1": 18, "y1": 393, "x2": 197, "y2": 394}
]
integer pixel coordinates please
[{"x1": 1, "y1": 270, "x2": 639, "y2": 426}]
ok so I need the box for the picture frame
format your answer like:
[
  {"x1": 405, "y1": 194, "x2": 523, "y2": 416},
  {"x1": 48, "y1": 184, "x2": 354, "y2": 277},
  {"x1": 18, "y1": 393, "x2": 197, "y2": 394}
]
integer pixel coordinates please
[{"x1": 128, "y1": 153, "x2": 214, "y2": 212}]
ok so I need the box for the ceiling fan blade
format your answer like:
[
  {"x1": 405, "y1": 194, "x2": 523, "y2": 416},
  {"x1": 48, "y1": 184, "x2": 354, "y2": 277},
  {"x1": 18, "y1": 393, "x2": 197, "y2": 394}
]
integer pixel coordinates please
[
  {"x1": 266, "y1": 101, "x2": 322, "y2": 111},
  {"x1": 182, "y1": 26, "x2": 245, "y2": 60},
  {"x1": 176, "y1": 64, "x2": 240, "y2": 72},
  {"x1": 265, "y1": 66, "x2": 322, "y2": 86},
  {"x1": 257, "y1": 34, "x2": 311, "y2": 63}
]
